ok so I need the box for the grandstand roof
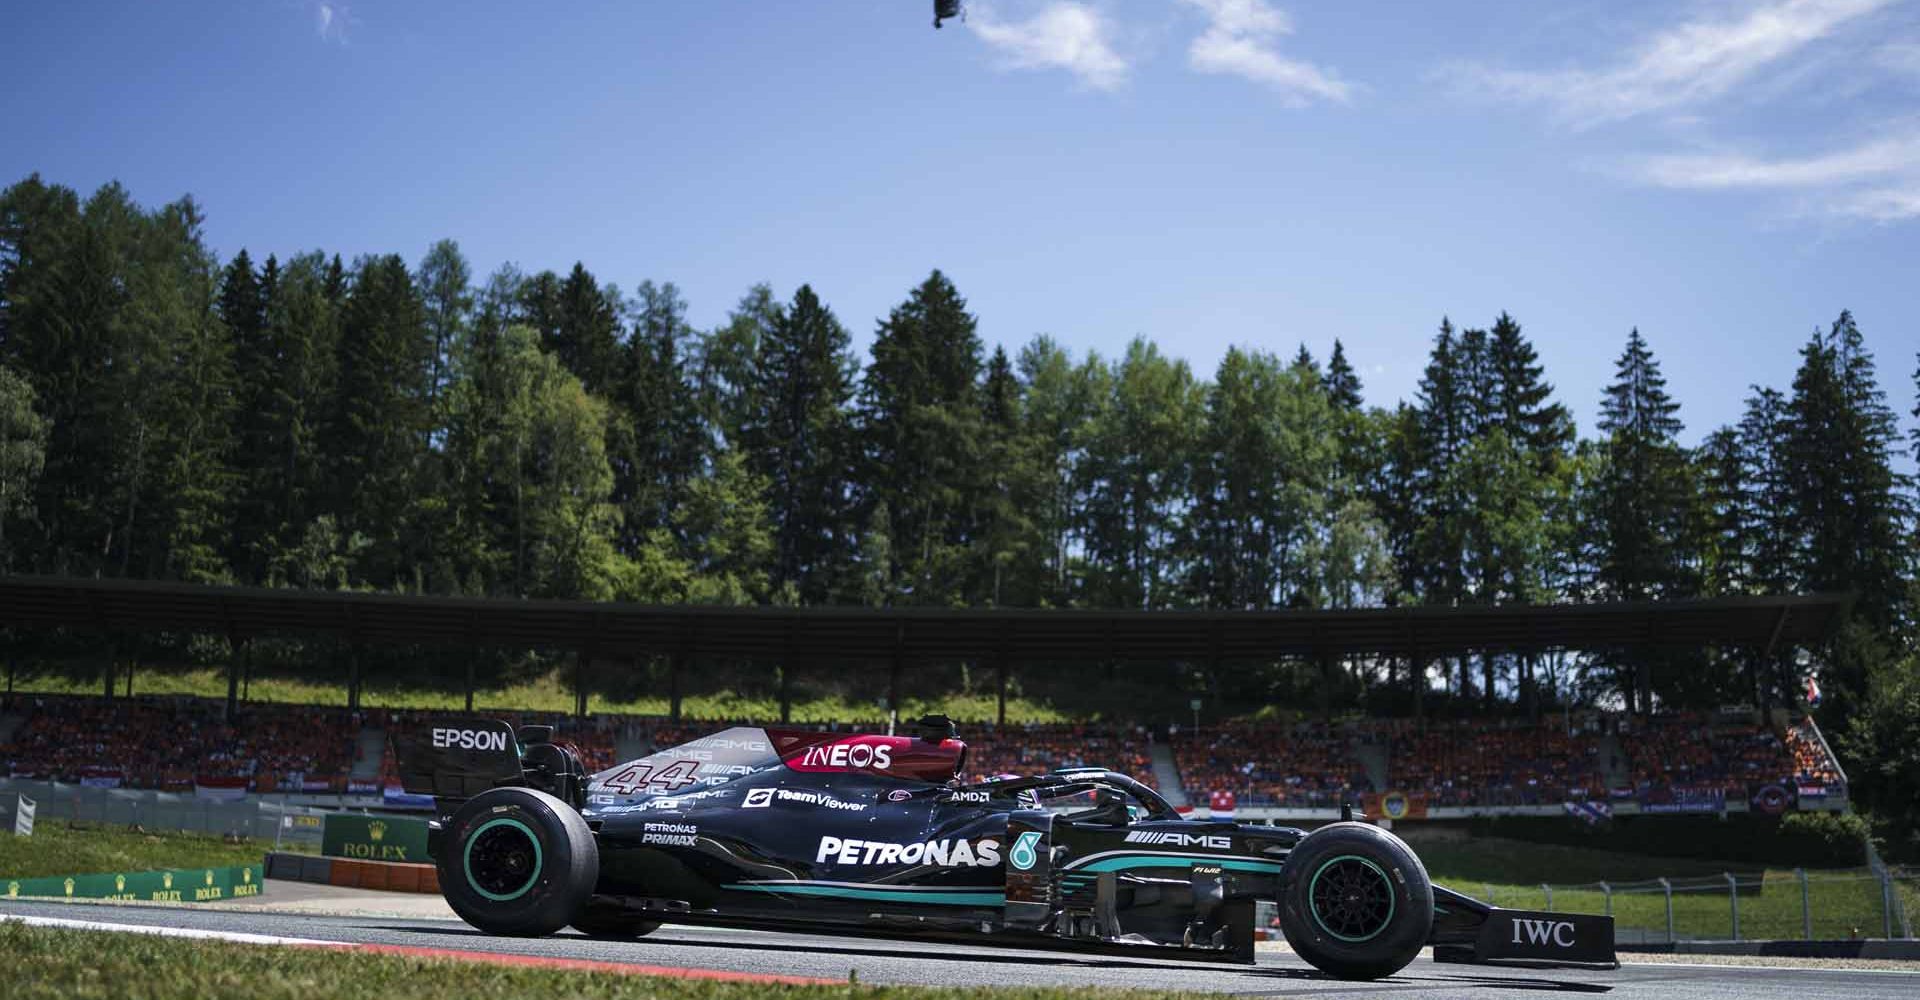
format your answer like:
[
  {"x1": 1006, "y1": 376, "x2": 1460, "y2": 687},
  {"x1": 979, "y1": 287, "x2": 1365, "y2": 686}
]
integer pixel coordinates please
[{"x1": 0, "y1": 575, "x2": 1847, "y2": 663}]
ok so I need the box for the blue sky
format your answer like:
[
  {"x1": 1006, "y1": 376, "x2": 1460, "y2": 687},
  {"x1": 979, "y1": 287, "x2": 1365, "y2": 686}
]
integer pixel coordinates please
[{"x1": 3, "y1": 0, "x2": 1916, "y2": 451}]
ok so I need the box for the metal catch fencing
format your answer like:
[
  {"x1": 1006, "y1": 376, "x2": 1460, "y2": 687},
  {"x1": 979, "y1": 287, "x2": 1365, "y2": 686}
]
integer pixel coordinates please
[
  {"x1": 0, "y1": 779, "x2": 328, "y2": 848},
  {"x1": 1470, "y1": 869, "x2": 1918, "y2": 943}
]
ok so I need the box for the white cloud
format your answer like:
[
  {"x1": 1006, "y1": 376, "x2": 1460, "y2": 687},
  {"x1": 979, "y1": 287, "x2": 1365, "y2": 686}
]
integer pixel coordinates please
[
  {"x1": 315, "y1": 2, "x2": 353, "y2": 44},
  {"x1": 967, "y1": 3, "x2": 1129, "y2": 91},
  {"x1": 1179, "y1": 0, "x2": 1349, "y2": 104},
  {"x1": 1629, "y1": 131, "x2": 1920, "y2": 220},
  {"x1": 1453, "y1": 0, "x2": 1894, "y2": 127},
  {"x1": 1634, "y1": 135, "x2": 1920, "y2": 188}
]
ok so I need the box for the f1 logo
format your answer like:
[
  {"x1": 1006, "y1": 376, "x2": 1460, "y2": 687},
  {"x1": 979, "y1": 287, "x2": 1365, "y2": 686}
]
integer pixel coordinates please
[
  {"x1": 743, "y1": 788, "x2": 774, "y2": 809},
  {"x1": 1512, "y1": 918, "x2": 1576, "y2": 947}
]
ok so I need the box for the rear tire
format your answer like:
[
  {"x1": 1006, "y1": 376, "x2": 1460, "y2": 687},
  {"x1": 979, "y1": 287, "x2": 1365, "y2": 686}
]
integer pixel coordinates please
[
  {"x1": 438, "y1": 786, "x2": 598, "y2": 937},
  {"x1": 1278, "y1": 822, "x2": 1432, "y2": 980}
]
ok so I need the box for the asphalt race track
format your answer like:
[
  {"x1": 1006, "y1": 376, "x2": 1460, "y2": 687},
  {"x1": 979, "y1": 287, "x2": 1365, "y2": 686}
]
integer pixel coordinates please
[{"x1": 4, "y1": 896, "x2": 1917, "y2": 999}]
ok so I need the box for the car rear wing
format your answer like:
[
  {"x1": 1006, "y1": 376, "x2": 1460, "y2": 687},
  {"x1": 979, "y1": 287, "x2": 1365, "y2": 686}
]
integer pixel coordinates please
[
  {"x1": 390, "y1": 719, "x2": 588, "y2": 810},
  {"x1": 1428, "y1": 885, "x2": 1618, "y2": 969}
]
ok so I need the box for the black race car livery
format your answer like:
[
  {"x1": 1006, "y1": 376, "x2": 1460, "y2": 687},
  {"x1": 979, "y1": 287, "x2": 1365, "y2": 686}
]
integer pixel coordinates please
[{"x1": 393, "y1": 716, "x2": 1617, "y2": 981}]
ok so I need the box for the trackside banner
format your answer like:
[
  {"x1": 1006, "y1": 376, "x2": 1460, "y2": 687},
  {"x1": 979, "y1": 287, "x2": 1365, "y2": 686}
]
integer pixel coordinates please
[
  {"x1": 322, "y1": 813, "x2": 431, "y2": 862},
  {"x1": 2, "y1": 863, "x2": 264, "y2": 903}
]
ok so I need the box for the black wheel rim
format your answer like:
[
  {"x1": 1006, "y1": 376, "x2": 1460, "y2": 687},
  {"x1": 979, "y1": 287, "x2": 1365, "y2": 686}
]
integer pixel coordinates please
[
  {"x1": 1308, "y1": 855, "x2": 1396, "y2": 943},
  {"x1": 464, "y1": 818, "x2": 543, "y2": 901}
]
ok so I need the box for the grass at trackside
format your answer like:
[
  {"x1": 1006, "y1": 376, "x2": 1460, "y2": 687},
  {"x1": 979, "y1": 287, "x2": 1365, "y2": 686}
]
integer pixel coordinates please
[
  {"x1": 8, "y1": 666, "x2": 1072, "y2": 724},
  {"x1": 0, "y1": 822, "x2": 285, "y2": 880},
  {"x1": 1408, "y1": 834, "x2": 1903, "y2": 941},
  {"x1": 2, "y1": 924, "x2": 1221, "y2": 1000}
]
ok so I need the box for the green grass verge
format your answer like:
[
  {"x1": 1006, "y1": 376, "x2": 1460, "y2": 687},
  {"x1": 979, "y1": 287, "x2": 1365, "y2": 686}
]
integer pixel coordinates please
[
  {"x1": 0, "y1": 822, "x2": 282, "y2": 880},
  {"x1": 2, "y1": 924, "x2": 1220, "y2": 1000},
  {"x1": 10, "y1": 667, "x2": 1071, "y2": 723},
  {"x1": 1411, "y1": 835, "x2": 1901, "y2": 940}
]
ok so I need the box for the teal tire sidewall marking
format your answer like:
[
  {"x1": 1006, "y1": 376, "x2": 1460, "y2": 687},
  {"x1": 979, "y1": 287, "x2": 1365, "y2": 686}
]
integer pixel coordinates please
[
  {"x1": 1010, "y1": 831, "x2": 1042, "y2": 871},
  {"x1": 463, "y1": 817, "x2": 544, "y2": 902},
  {"x1": 1307, "y1": 854, "x2": 1396, "y2": 943}
]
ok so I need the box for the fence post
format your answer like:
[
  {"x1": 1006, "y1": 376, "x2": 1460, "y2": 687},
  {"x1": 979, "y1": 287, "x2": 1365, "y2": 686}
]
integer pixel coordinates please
[
  {"x1": 1660, "y1": 877, "x2": 1674, "y2": 944},
  {"x1": 1543, "y1": 884, "x2": 1553, "y2": 912},
  {"x1": 1798, "y1": 868, "x2": 1810, "y2": 940},
  {"x1": 1726, "y1": 873, "x2": 1739, "y2": 941},
  {"x1": 1884, "y1": 872, "x2": 1896, "y2": 940},
  {"x1": 1600, "y1": 881, "x2": 1612, "y2": 918}
]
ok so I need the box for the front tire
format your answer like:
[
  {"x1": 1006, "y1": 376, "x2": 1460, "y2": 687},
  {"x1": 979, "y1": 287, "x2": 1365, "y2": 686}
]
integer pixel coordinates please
[
  {"x1": 438, "y1": 787, "x2": 599, "y2": 937},
  {"x1": 1278, "y1": 822, "x2": 1432, "y2": 980}
]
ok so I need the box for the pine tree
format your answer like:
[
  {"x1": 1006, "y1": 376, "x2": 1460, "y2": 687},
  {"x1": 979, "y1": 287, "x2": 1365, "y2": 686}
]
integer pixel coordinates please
[
  {"x1": 147, "y1": 196, "x2": 237, "y2": 583},
  {"x1": 1016, "y1": 336, "x2": 1096, "y2": 607},
  {"x1": 693, "y1": 283, "x2": 777, "y2": 449},
  {"x1": 858, "y1": 270, "x2": 985, "y2": 604},
  {"x1": 332, "y1": 253, "x2": 433, "y2": 587},
  {"x1": 1736, "y1": 387, "x2": 1796, "y2": 595},
  {"x1": 1593, "y1": 328, "x2": 1698, "y2": 712},
  {"x1": 1411, "y1": 319, "x2": 1470, "y2": 606},
  {"x1": 1784, "y1": 312, "x2": 1910, "y2": 642},
  {"x1": 1911, "y1": 353, "x2": 1919, "y2": 462},
  {"x1": 612, "y1": 281, "x2": 704, "y2": 548},
  {"x1": 675, "y1": 448, "x2": 774, "y2": 605},
  {"x1": 1471, "y1": 313, "x2": 1571, "y2": 611},
  {"x1": 972, "y1": 344, "x2": 1047, "y2": 606},
  {"x1": 1594, "y1": 327, "x2": 1692, "y2": 599},
  {"x1": 1183, "y1": 348, "x2": 1333, "y2": 610},
  {"x1": 744, "y1": 284, "x2": 856, "y2": 603},
  {"x1": 554, "y1": 263, "x2": 624, "y2": 396},
  {"x1": 417, "y1": 239, "x2": 472, "y2": 405},
  {"x1": 1485, "y1": 313, "x2": 1572, "y2": 463},
  {"x1": 1325, "y1": 339, "x2": 1363, "y2": 411},
  {"x1": 1077, "y1": 338, "x2": 1202, "y2": 609},
  {"x1": 257, "y1": 252, "x2": 342, "y2": 586},
  {"x1": 1291, "y1": 344, "x2": 1319, "y2": 380},
  {"x1": 219, "y1": 249, "x2": 277, "y2": 580},
  {"x1": 1695, "y1": 426, "x2": 1745, "y2": 596},
  {"x1": 0, "y1": 365, "x2": 48, "y2": 568}
]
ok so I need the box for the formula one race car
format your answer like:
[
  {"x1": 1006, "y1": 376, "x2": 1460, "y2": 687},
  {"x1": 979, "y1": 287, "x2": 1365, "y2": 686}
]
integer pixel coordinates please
[{"x1": 394, "y1": 716, "x2": 1616, "y2": 980}]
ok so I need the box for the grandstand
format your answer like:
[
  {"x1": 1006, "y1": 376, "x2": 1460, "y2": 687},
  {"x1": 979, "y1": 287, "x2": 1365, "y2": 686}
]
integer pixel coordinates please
[{"x1": 0, "y1": 692, "x2": 1845, "y2": 814}]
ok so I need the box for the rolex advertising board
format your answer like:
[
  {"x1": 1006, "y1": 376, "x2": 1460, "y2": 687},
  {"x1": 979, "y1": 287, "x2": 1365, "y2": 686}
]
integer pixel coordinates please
[
  {"x1": 2, "y1": 863, "x2": 263, "y2": 903},
  {"x1": 321, "y1": 813, "x2": 430, "y2": 862}
]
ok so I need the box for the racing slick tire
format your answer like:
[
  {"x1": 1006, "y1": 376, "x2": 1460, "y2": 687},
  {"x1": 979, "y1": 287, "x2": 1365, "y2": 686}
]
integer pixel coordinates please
[
  {"x1": 1277, "y1": 821, "x2": 1433, "y2": 980},
  {"x1": 438, "y1": 786, "x2": 599, "y2": 937}
]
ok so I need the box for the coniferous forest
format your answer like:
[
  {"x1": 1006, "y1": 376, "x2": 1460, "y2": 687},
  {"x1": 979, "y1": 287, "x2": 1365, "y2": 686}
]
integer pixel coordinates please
[{"x1": 1, "y1": 175, "x2": 1916, "y2": 843}]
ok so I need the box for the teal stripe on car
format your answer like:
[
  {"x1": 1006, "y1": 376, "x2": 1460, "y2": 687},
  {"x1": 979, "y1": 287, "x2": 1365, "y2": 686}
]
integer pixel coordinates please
[
  {"x1": 726, "y1": 883, "x2": 1005, "y2": 906},
  {"x1": 1066, "y1": 855, "x2": 1285, "y2": 875}
]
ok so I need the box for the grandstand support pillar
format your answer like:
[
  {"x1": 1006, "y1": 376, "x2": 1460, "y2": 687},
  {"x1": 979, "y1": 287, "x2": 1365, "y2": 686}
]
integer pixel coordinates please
[
  {"x1": 574, "y1": 648, "x2": 591, "y2": 719},
  {"x1": 347, "y1": 645, "x2": 360, "y2": 712},
  {"x1": 889, "y1": 622, "x2": 905, "y2": 725},
  {"x1": 996, "y1": 654, "x2": 1008, "y2": 728},
  {"x1": 1317, "y1": 648, "x2": 1333, "y2": 721},
  {"x1": 465, "y1": 657, "x2": 474, "y2": 713},
  {"x1": 226, "y1": 639, "x2": 246, "y2": 720},
  {"x1": 1411, "y1": 650, "x2": 1425, "y2": 721},
  {"x1": 668, "y1": 652, "x2": 683, "y2": 723}
]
